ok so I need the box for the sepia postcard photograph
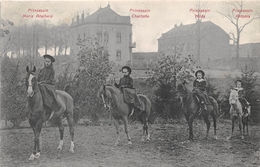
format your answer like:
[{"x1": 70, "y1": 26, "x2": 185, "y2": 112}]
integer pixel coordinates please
[{"x1": 1, "y1": 0, "x2": 260, "y2": 166}]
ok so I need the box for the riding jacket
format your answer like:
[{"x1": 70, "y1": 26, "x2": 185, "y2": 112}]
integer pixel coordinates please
[
  {"x1": 114, "y1": 75, "x2": 133, "y2": 90},
  {"x1": 38, "y1": 65, "x2": 55, "y2": 85},
  {"x1": 193, "y1": 79, "x2": 206, "y2": 91},
  {"x1": 234, "y1": 87, "x2": 245, "y2": 98},
  {"x1": 37, "y1": 64, "x2": 60, "y2": 111}
]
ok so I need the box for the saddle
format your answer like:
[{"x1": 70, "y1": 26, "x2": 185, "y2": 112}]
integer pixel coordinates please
[
  {"x1": 121, "y1": 88, "x2": 144, "y2": 116},
  {"x1": 194, "y1": 94, "x2": 214, "y2": 115}
]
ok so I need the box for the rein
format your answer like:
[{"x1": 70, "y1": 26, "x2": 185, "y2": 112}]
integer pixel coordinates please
[{"x1": 102, "y1": 88, "x2": 118, "y2": 111}]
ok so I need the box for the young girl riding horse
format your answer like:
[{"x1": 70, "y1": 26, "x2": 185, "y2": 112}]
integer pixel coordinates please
[
  {"x1": 114, "y1": 66, "x2": 141, "y2": 116},
  {"x1": 192, "y1": 70, "x2": 211, "y2": 111},
  {"x1": 38, "y1": 54, "x2": 60, "y2": 111}
]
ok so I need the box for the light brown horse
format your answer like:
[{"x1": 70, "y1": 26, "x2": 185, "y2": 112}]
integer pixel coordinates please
[
  {"x1": 97, "y1": 84, "x2": 151, "y2": 146},
  {"x1": 25, "y1": 66, "x2": 75, "y2": 160},
  {"x1": 228, "y1": 89, "x2": 250, "y2": 140},
  {"x1": 177, "y1": 82, "x2": 219, "y2": 141}
]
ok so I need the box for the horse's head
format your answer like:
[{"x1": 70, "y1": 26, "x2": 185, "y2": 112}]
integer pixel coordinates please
[
  {"x1": 176, "y1": 81, "x2": 190, "y2": 103},
  {"x1": 25, "y1": 66, "x2": 37, "y2": 97},
  {"x1": 229, "y1": 89, "x2": 239, "y2": 106},
  {"x1": 177, "y1": 81, "x2": 189, "y2": 97},
  {"x1": 97, "y1": 84, "x2": 113, "y2": 110}
]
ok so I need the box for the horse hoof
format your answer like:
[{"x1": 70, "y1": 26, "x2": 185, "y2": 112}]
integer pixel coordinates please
[
  {"x1": 70, "y1": 149, "x2": 75, "y2": 154},
  {"x1": 214, "y1": 136, "x2": 218, "y2": 140},
  {"x1": 29, "y1": 154, "x2": 35, "y2": 160},
  {"x1": 227, "y1": 136, "x2": 232, "y2": 140},
  {"x1": 128, "y1": 141, "x2": 133, "y2": 146},
  {"x1": 146, "y1": 138, "x2": 151, "y2": 142},
  {"x1": 57, "y1": 146, "x2": 62, "y2": 151},
  {"x1": 34, "y1": 152, "x2": 40, "y2": 159},
  {"x1": 241, "y1": 136, "x2": 245, "y2": 140}
]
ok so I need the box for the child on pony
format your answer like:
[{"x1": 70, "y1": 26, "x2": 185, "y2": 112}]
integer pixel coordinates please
[
  {"x1": 234, "y1": 80, "x2": 250, "y2": 116},
  {"x1": 192, "y1": 70, "x2": 211, "y2": 111}
]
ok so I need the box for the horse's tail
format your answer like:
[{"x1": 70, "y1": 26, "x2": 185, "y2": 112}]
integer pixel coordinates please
[
  {"x1": 63, "y1": 84, "x2": 79, "y2": 124},
  {"x1": 212, "y1": 99, "x2": 219, "y2": 117}
]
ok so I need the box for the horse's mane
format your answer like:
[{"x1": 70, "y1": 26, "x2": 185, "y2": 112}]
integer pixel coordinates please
[{"x1": 105, "y1": 84, "x2": 121, "y2": 95}]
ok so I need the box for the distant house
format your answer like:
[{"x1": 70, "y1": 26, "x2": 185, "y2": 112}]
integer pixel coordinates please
[
  {"x1": 157, "y1": 21, "x2": 230, "y2": 65},
  {"x1": 230, "y1": 42, "x2": 260, "y2": 58},
  {"x1": 70, "y1": 4, "x2": 135, "y2": 65}
]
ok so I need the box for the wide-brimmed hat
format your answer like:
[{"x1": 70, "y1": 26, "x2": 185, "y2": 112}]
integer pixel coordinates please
[
  {"x1": 121, "y1": 66, "x2": 132, "y2": 74},
  {"x1": 235, "y1": 79, "x2": 243, "y2": 86},
  {"x1": 43, "y1": 54, "x2": 55, "y2": 62},
  {"x1": 195, "y1": 70, "x2": 205, "y2": 78}
]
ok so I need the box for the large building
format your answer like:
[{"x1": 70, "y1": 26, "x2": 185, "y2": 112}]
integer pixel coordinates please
[
  {"x1": 157, "y1": 21, "x2": 230, "y2": 65},
  {"x1": 230, "y1": 42, "x2": 260, "y2": 58},
  {"x1": 70, "y1": 4, "x2": 135, "y2": 65}
]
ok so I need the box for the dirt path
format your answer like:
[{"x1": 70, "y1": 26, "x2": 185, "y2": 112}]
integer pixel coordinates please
[{"x1": 1, "y1": 119, "x2": 260, "y2": 167}]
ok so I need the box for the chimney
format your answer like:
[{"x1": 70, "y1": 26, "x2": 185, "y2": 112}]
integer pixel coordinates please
[{"x1": 76, "y1": 12, "x2": 79, "y2": 24}]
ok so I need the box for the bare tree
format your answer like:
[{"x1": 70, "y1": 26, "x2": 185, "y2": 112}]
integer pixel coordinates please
[
  {"x1": 218, "y1": 0, "x2": 260, "y2": 68},
  {"x1": 190, "y1": 1, "x2": 209, "y2": 66}
]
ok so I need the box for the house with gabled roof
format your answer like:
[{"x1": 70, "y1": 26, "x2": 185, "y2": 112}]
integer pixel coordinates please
[
  {"x1": 158, "y1": 21, "x2": 230, "y2": 65},
  {"x1": 70, "y1": 4, "x2": 135, "y2": 65}
]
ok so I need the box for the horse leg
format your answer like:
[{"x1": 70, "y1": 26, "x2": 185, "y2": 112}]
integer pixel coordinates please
[
  {"x1": 211, "y1": 113, "x2": 218, "y2": 140},
  {"x1": 141, "y1": 115, "x2": 150, "y2": 142},
  {"x1": 246, "y1": 117, "x2": 249, "y2": 136},
  {"x1": 29, "y1": 119, "x2": 43, "y2": 160},
  {"x1": 65, "y1": 112, "x2": 75, "y2": 153},
  {"x1": 188, "y1": 115, "x2": 194, "y2": 141},
  {"x1": 113, "y1": 118, "x2": 120, "y2": 146},
  {"x1": 203, "y1": 115, "x2": 210, "y2": 140},
  {"x1": 242, "y1": 117, "x2": 246, "y2": 135},
  {"x1": 56, "y1": 117, "x2": 64, "y2": 151},
  {"x1": 228, "y1": 117, "x2": 235, "y2": 140},
  {"x1": 239, "y1": 117, "x2": 244, "y2": 140},
  {"x1": 122, "y1": 116, "x2": 132, "y2": 146}
]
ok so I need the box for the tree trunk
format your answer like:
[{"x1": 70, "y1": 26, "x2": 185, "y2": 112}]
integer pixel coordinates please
[
  {"x1": 236, "y1": 27, "x2": 240, "y2": 69},
  {"x1": 197, "y1": 20, "x2": 201, "y2": 67}
]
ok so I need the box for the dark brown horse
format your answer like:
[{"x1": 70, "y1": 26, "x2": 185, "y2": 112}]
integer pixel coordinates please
[
  {"x1": 25, "y1": 66, "x2": 75, "y2": 160},
  {"x1": 97, "y1": 84, "x2": 151, "y2": 146},
  {"x1": 177, "y1": 82, "x2": 219, "y2": 141}
]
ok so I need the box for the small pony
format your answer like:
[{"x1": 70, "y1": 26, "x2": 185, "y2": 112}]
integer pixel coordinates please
[
  {"x1": 97, "y1": 84, "x2": 151, "y2": 146},
  {"x1": 25, "y1": 66, "x2": 75, "y2": 160},
  {"x1": 177, "y1": 82, "x2": 219, "y2": 141},
  {"x1": 228, "y1": 89, "x2": 250, "y2": 140}
]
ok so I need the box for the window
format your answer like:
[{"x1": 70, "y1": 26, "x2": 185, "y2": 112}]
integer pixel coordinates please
[
  {"x1": 116, "y1": 50, "x2": 121, "y2": 61},
  {"x1": 97, "y1": 31, "x2": 102, "y2": 43},
  {"x1": 116, "y1": 32, "x2": 121, "y2": 44},
  {"x1": 104, "y1": 31, "x2": 109, "y2": 43}
]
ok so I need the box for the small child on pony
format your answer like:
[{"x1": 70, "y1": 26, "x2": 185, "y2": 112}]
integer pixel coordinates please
[{"x1": 233, "y1": 80, "x2": 250, "y2": 117}]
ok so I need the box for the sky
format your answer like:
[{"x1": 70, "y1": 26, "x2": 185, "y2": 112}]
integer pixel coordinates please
[{"x1": 1, "y1": 0, "x2": 260, "y2": 52}]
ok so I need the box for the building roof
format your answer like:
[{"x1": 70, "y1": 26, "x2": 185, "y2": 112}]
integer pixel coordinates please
[
  {"x1": 73, "y1": 4, "x2": 131, "y2": 26},
  {"x1": 158, "y1": 21, "x2": 226, "y2": 40}
]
